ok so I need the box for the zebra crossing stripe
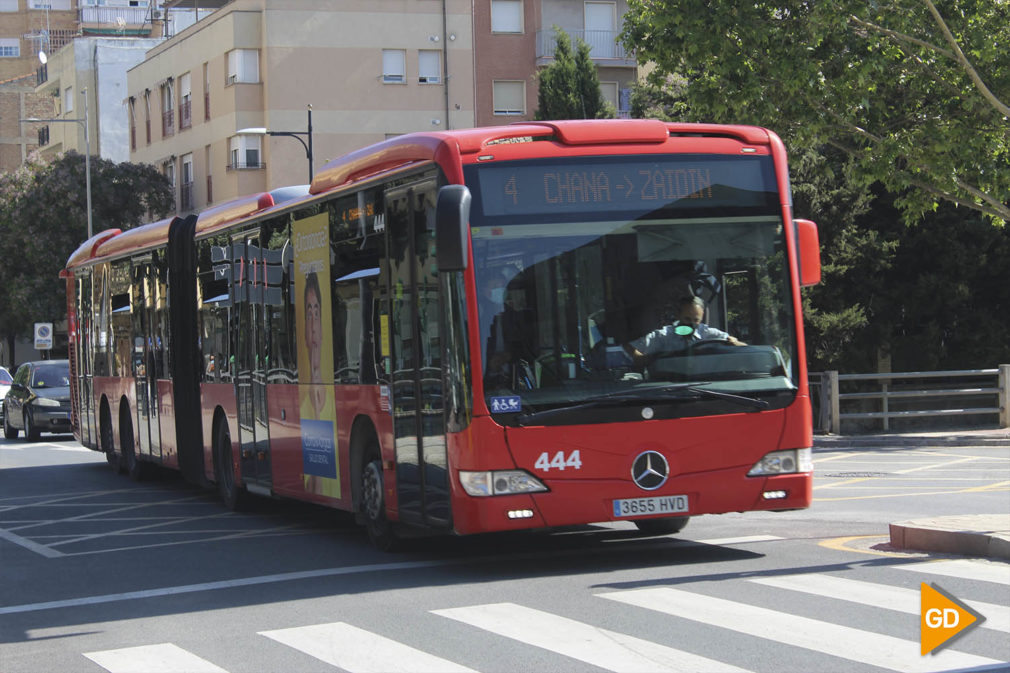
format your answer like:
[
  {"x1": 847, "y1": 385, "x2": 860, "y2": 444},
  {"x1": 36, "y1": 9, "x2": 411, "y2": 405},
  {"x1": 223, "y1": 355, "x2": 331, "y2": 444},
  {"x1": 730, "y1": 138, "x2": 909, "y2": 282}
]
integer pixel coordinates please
[
  {"x1": 83, "y1": 643, "x2": 228, "y2": 673},
  {"x1": 597, "y1": 587, "x2": 1003, "y2": 672},
  {"x1": 749, "y1": 573, "x2": 1010, "y2": 633},
  {"x1": 259, "y1": 622, "x2": 477, "y2": 673},
  {"x1": 892, "y1": 559, "x2": 1010, "y2": 586},
  {"x1": 432, "y1": 602, "x2": 751, "y2": 673}
]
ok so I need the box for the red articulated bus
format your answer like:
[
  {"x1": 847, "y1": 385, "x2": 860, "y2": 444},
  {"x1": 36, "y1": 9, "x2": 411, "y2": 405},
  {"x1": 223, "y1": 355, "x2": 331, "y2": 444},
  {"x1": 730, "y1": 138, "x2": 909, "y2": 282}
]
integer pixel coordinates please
[{"x1": 63, "y1": 119, "x2": 821, "y2": 549}]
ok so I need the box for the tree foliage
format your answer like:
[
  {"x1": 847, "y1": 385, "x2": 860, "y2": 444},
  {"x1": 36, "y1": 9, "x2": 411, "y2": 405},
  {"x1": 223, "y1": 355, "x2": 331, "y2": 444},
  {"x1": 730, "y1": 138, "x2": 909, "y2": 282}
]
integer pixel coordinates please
[
  {"x1": 536, "y1": 28, "x2": 616, "y2": 120},
  {"x1": 622, "y1": 0, "x2": 1010, "y2": 225},
  {"x1": 0, "y1": 151, "x2": 173, "y2": 358}
]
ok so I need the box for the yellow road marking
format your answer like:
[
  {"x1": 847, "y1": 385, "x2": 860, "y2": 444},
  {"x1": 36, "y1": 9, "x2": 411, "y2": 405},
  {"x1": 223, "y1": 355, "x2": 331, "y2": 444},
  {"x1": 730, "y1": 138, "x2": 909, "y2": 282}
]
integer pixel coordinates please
[{"x1": 818, "y1": 535, "x2": 919, "y2": 557}]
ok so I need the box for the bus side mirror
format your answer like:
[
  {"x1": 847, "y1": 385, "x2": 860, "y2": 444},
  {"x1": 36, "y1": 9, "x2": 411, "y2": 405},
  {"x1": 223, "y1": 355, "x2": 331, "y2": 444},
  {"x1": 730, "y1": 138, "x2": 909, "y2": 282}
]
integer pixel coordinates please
[
  {"x1": 436, "y1": 184, "x2": 471, "y2": 272},
  {"x1": 795, "y1": 218, "x2": 821, "y2": 286}
]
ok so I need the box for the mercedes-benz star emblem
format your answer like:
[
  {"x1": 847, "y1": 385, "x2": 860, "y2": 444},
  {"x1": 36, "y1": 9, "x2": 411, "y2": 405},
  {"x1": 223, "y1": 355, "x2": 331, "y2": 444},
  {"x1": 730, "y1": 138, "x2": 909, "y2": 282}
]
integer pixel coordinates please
[{"x1": 631, "y1": 451, "x2": 669, "y2": 490}]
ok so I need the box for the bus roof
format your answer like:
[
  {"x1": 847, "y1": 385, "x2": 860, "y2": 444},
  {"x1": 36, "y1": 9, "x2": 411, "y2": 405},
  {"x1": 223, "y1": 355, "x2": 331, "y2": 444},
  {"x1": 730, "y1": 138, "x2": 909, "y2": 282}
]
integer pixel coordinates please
[
  {"x1": 308, "y1": 120, "x2": 774, "y2": 196},
  {"x1": 65, "y1": 228, "x2": 123, "y2": 269}
]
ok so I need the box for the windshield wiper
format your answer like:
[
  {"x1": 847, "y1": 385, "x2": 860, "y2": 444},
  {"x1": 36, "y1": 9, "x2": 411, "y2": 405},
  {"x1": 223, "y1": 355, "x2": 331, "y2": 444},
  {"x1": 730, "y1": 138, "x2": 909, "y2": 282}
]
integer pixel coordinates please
[{"x1": 515, "y1": 384, "x2": 768, "y2": 426}]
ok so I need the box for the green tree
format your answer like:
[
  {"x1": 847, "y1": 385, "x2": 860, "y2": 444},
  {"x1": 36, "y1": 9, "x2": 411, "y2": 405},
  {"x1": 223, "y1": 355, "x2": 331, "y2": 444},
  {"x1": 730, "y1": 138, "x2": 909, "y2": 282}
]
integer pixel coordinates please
[
  {"x1": 622, "y1": 0, "x2": 1010, "y2": 225},
  {"x1": 0, "y1": 151, "x2": 173, "y2": 363},
  {"x1": 536, "y1": 28, "x2": 615, "y2": 120}
]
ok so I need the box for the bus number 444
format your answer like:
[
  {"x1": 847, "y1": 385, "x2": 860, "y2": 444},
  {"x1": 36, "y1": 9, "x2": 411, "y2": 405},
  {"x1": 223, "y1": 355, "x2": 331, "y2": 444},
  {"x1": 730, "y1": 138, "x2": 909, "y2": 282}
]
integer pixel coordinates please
[{"x1": 535, "y1": 450, "x2": 582, "y2": 471}]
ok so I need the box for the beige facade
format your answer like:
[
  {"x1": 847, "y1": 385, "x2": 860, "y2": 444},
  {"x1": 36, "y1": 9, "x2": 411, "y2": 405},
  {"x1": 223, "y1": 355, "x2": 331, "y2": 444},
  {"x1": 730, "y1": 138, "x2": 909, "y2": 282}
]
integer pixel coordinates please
[{"x1": 128, "y1": 0, "x2": 475, "y2": 212}]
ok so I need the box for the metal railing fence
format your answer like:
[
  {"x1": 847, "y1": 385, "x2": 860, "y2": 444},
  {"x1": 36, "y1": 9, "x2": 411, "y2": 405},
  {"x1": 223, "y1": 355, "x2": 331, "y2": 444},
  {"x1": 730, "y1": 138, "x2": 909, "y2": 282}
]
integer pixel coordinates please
[{"x1": 809, "y1": 365, "x2": 1009, "y2": 434}]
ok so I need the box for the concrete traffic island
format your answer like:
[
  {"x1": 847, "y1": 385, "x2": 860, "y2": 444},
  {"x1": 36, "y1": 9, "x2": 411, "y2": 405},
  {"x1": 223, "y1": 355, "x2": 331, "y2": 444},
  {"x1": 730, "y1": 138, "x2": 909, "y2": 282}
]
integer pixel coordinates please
[{"x1": 889, "y1": 514, "x2": 1010, "y2": 560}]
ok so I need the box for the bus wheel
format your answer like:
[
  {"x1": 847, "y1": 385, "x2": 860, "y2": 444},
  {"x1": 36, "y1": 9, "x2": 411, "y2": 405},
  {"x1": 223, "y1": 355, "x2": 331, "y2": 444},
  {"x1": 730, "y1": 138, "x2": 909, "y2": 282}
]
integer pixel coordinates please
[
  {"x1": 214, "y1": 420, "x2": 247, "y2": 511},
  {"x1": 100, "y1": 409, "x2": 122, "y2": 474},
  {"x1": 634, "y1": 516, "x2": 690, "y2": 536},
  {"x1": 360, "y1": 448, "x2": 398, "y2": 551},
  {"x1": 4, "y1": 406, "x2": 19, "y2": 439},
  {"x1": 121, "y1": 414, "x2": 143, "y2": 481},
  {"x1": 23, "y1": 409, "x2": 41, "y2": 442}
]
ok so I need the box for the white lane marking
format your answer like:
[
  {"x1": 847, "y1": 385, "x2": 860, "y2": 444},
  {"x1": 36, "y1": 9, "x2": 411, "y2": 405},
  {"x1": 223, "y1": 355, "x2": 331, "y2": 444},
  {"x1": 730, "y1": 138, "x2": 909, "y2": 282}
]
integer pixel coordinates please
[
  {"x1": 597, "y1": 587, "x2": 1002, "y2": 672},
  {"x1": 432, "y1": 602, "x2": 750, "y2": 673},
  {"x1": 0, "y1": 528, "x2": 63, "y2": 558},
  {"x1": 694, "y1": 534, "x2": 781, "y2": 545},
  {"x1": 893, "y1": 559, "x2": 1010, "y2": 585},
  {"x1": 750, "y1": 573, "x2": 1009, "y2": 633},
  {"x1": 260, "y1": 622, "x2": 478, "y2": 673},
  {"x1": 0, "y1": 559, "x2": 460, "y2": 615},
  {"x1": 83, "y1": 643, "x2": 228, "y2": 673}
]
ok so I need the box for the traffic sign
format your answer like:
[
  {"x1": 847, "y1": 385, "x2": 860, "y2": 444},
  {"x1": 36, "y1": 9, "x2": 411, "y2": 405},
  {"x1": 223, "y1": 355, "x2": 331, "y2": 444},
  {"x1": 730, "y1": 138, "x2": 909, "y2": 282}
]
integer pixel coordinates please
[{"x1": 34, "y1": 323, "x2": 53, "y2": 350}]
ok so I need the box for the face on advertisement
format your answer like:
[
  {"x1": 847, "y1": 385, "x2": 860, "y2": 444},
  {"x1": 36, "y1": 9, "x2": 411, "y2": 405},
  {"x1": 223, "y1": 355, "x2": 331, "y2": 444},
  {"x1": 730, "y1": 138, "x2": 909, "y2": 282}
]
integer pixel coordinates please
[{"x1": 304, "y1": 272, "x2": 323, "y2": 383}]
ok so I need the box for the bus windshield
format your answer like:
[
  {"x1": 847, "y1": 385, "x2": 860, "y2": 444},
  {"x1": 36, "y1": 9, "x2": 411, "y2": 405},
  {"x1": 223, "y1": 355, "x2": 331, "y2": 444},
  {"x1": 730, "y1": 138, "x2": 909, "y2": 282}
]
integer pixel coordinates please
[{"x1": 466, "y1": 154, "x2": 797, "y2": 422}]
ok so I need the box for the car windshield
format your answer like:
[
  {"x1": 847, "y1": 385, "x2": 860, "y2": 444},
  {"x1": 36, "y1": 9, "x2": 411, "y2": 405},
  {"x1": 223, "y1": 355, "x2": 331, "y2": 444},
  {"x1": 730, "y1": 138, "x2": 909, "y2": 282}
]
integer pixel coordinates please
[
  {"x1": 31, "y1": 364, "x2": 70, "y2": 388},
  {"x1": 0, "y1": 368, "x2": 11, "y2": 385},
  {"x1": 465, "y1": 154, "x2": 797, "y2": 422}
]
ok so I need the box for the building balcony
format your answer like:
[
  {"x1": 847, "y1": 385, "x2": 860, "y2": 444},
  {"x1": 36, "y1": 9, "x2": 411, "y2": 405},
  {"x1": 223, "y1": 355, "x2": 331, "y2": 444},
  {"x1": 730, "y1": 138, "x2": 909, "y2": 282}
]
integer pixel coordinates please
[
  {"x1": 536, "y1": 28, "x2": 636, "y2": 67},
  {"x1": 79, "y1": 6, "x2": 155, "y2": 34}
]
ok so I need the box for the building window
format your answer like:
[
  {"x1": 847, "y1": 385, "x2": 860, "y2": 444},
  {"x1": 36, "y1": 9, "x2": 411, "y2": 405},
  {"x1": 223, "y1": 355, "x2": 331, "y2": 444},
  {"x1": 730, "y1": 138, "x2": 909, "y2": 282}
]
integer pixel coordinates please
[
  {"x1": 382, "y1": 49, "x2": 405, "y2": 84},
  {"x1": 584, "y1": 1, "x2": 617, "y2": 58},
  {"x1": 492, "y1": 80, "x2": 524, "y2": 115},
  {"x1": 0, "y1": 0, "x2": 18, "y2": 12},
  {"x1": 0, "y1": 38, "x2": 19, "y2": 56},
  {"x1": 600, "y1": 81, "x2": 618, "y2": 113},
  {"x1": 418, "y1": 50, "x2": 440, "y2": 84},
  {"x1": 227, "y1": 49, "x2": 259, "y2": 84},
  {"x1": 144, "y1": 91, "x2": 151, "y2": 144},
  {"x1": 491, "y1": 0, "x2": 522, "y2": 33},
  {"x1": 65, "y1": 86, "x2": 74, "y2": 113},
  {"x1": 161, "y1": 80, "x2": 174, "y2": 137},
  {"x1": 129, "y1": 98, "x2": 136, "y2": 150},
  {"x1": 180, "y1": 153, "x2": 194, "y2": 211},
  {"x1": 179, "y1": 72, "x2": 192, "y2": 129},
  {"x1": 229, "y1": 135, "x2": 262, "y2": 170},
  {"x1": 203, "y1": 62, "x2": 210, "y2": 121}
]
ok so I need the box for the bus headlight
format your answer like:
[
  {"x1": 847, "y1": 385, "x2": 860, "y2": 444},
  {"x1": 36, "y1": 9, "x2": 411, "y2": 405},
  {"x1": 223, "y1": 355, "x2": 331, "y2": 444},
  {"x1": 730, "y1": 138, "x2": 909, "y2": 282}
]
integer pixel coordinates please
[
  {"x1": 459, "y1": 470, "x2": 548, "y2": 497},
  {"x1": 747, "y1": 448, "x2": 812, "y2": 476}
]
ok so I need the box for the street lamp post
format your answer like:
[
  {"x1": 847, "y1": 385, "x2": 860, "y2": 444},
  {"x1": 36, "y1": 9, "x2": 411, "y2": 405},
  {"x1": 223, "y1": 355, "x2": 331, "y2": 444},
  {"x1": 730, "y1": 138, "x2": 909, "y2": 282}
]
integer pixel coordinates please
[
  {"x1": 237, "y1": 104, "x2": 313, "y2": 184},
  {"x1": 21, "y1": 87, "x2": 93, "y2": 240}
]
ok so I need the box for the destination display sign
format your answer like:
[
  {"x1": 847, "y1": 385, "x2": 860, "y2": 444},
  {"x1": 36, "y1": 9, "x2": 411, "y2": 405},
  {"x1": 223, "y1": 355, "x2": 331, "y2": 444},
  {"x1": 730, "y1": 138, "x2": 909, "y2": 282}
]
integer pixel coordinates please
[{"x1": 469, "y1": 155, "x2": 776, "y2": 219}]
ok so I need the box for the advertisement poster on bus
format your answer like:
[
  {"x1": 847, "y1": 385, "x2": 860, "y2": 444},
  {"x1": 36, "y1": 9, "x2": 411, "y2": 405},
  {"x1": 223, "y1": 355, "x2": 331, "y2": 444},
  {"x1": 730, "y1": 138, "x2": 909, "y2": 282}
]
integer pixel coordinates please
[{"x1": 293, "y1": 212, "x2": 340, "y2": 498}]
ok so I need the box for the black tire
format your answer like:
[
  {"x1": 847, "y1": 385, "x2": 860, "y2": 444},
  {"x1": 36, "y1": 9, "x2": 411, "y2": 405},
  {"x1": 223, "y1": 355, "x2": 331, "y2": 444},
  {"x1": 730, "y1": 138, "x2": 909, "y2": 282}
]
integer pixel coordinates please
[
  {"x1": 3, "y1": 406, "x2": 18, "y2": 440},
  {"x1": 101, "y1": 408, "x2": 122, "y2": 474},
  {"x1": 214, "y1": 419, "x2": 248, "y2": 511},
  {"x1": 121, "y1": 413, "x2": 145, "y2": 481},
  {"x1": 23, "y1": 409, "x2": 40, "y2": 442},
  {"x1": 634, "y1": 516, "x2": 690, "y2": 536},
  {"x1": 360, "y1": 444, "x2": 399, "y2": 551}
]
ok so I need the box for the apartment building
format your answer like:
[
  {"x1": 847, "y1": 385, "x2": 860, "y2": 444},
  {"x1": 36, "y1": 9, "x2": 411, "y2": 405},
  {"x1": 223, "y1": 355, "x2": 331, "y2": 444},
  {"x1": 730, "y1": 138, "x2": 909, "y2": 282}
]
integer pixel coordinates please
[
  {"x1": 0, "y1": 0, "x2": 78, "y2": 170},
  {"x1": 127, "y1": 0, "x2": 475, "y2": 212},
  {"x1": 474, "y1": 0, "x2": 637, "y2": 126}
]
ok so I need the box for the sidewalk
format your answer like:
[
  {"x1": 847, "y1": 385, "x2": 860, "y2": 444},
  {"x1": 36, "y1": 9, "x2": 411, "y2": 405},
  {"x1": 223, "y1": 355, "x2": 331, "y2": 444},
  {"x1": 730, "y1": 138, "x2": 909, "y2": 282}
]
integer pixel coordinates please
[{"x1": 814, "y1": 426, "x2": 1010, "y2": 448}]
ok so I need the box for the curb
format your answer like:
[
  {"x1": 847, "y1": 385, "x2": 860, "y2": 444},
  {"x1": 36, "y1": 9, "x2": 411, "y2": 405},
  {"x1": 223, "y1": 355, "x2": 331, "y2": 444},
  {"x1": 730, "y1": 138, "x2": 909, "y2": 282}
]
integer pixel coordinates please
[{"x1": 888, "y1": 516, "x2": 1010, "y2": 561}]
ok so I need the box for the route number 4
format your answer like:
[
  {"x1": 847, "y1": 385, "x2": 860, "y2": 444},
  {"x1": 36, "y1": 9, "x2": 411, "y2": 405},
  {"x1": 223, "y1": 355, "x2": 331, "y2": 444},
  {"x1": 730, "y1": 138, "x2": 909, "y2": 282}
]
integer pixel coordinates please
[{"x1": 534, "y1": 450, "x2": 582, "y2": 471}]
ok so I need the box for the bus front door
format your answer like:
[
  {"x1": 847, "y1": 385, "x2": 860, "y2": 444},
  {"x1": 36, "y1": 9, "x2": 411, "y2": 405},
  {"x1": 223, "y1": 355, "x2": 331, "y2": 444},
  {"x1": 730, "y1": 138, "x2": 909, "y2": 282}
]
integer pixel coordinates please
[
  {"x1": 385, "y1": 180, "x2": 450, "y2": 529},
  {"x1": 234, "y1": 233, "x2": 272, "y2": 488}
]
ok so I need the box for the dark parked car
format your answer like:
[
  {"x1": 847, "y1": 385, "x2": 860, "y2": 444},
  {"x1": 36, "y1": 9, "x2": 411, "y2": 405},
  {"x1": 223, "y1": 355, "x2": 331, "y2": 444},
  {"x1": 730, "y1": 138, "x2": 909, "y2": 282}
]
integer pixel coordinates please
[{"x1": 3, "y1": 360, "x2": 72, "y2": 441}]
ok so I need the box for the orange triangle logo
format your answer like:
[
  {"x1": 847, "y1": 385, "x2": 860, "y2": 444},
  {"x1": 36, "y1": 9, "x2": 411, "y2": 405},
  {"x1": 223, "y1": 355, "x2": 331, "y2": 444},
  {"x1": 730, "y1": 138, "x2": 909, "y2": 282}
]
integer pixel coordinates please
[{"x1": 921, "y1": 582, "x2": 986, "y2": 655}]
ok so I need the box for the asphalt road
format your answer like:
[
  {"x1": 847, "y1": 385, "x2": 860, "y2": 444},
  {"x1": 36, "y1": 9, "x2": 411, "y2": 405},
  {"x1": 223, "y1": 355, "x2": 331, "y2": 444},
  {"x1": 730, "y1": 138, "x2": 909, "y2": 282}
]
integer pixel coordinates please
[{"x1": 1, "y1": 434, "x2": 1008, "y2": 673}]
